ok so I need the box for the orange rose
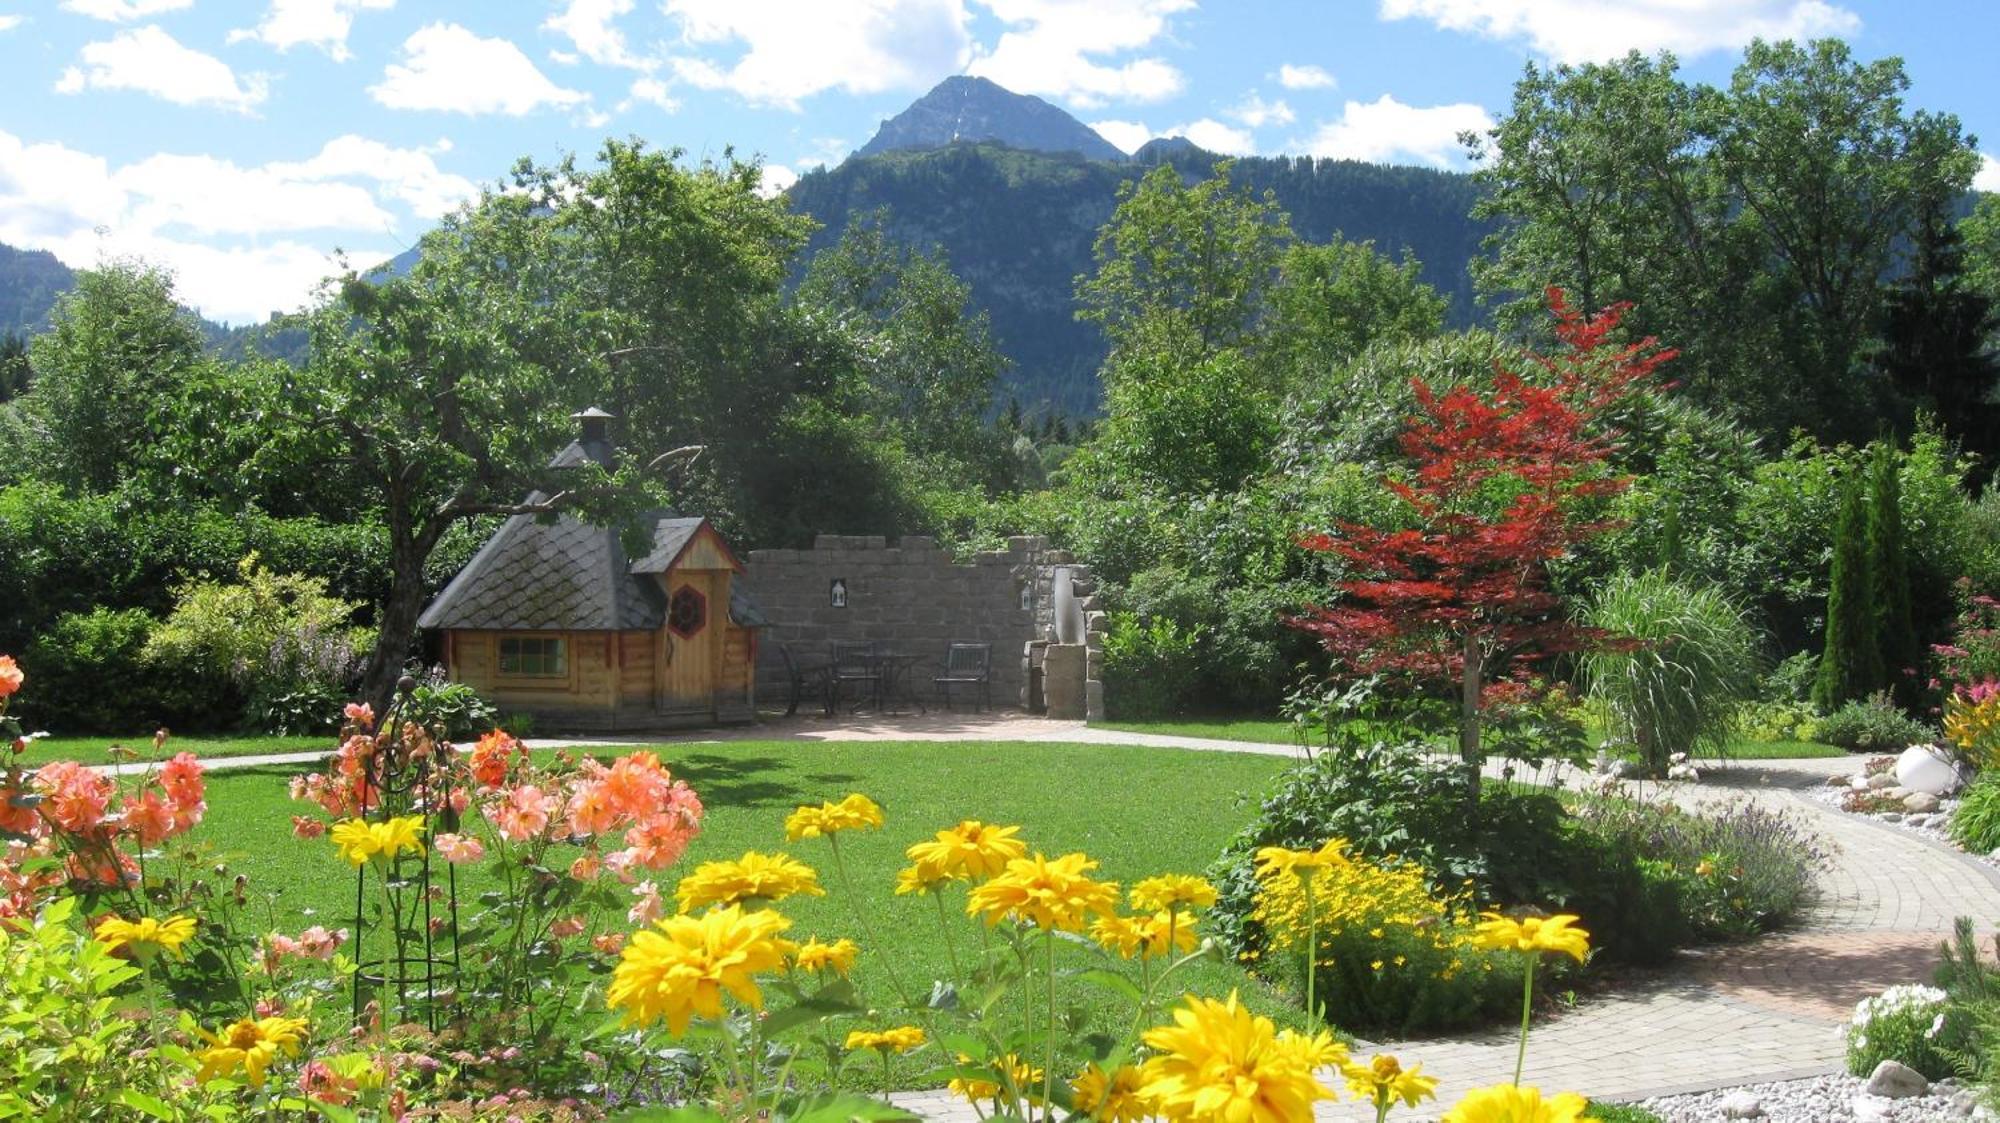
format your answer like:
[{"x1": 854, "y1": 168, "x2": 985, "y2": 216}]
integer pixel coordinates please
[{"x1": 0, "y1": 655, "x2": 21, "y2": 698}]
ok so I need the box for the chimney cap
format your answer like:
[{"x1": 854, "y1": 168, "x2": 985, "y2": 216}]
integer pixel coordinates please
[{"x1": 572, "y1": 406, "x2": 616, "y2": 421}]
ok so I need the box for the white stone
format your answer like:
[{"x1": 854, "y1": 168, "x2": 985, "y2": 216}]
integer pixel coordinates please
[
  {"x1": 1881, "y1": 812, "x2": 1905, "y2": 822},
  {"x1": 1898, "y1": 744, "x2": 1964, "y2": 796},
  {"x1": 1868, "y1": 772, "x2": 1900, "y2": 790},
  {"x1": 1866, "y1": 1058, "x2": 1931, "y2": 1098},
  {"x1": 1852, "y1": 1095, "x2": 1893, "y2": 1123},
  {"x1": 1906, "y1": 791, "x2": 1943, "y2": 814},
  {"x1": 1718, "y1": 1090, "x2": 1765, "y2": 1118}
]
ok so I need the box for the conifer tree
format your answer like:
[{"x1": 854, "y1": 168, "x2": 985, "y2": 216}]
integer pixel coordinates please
[
  {"x1": 1865, "y1": 441, "x2": 1919, "y2": 708},
  {"x1": 1815, "y1": 471, "x2": 1882, "y2": 710}
]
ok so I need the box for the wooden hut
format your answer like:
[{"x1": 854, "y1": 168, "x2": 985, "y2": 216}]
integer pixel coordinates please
[{"x1": 417, "y1": 410, "x2": 764, "y2": 731}]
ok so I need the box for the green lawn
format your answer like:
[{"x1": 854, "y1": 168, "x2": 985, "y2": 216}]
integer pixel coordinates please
[
  {"x1": 14, "y1": 732, "x2": 329, "y2": 769},
  {"x1": 181, "y1": 738, "x2": 1302, "y2": 1085},
  {"x1": 1100, "y1": 717, "x2": 1848, "y2": 760}
]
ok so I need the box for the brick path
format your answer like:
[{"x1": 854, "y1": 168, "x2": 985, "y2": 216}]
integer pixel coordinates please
[{"x1": 100, "y1": 718, "x2": 2000, "y2": 1118}]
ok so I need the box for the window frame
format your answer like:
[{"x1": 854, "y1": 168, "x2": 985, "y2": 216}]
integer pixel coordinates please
[{"x1": 497, "y1": 634, "x2": 568, "y2": 679}]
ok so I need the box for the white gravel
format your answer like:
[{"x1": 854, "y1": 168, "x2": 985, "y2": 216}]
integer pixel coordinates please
[{"x1": 1638, "y1": 1073, "x2": 1977, "y2": 1121}]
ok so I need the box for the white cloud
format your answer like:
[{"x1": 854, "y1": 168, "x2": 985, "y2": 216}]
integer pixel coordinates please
[
  {"x1": 1298, "y1": 94, "x2": 1493, "y2": 167},
  {"x1": 1229, "y1": 93, "x2": 1293, "y2": 129},
  {"x1": 619, "y1": 75, "x2": 680, "y2": 114},
  {"x1": 59, "y1": 0, "x2": 192, "y2": 22},
  {"x1": 545, "y1": 0, "x2": 651, "y2": 69},
  {"x1": 56, "y1": 25, "x2": 269, "y2": 112},
  {"x1": 665, "y1": 0, "x2": 971, "y2": 108},
  {"x1": 1084, "y1": 117, "x2": 1253, "y2": 156},
  {"x1": 757, "y1": 164, "x2": 798, "y2": 198},
  {"x1": 228, "y1": 0, "x2": 397, "y2": 62},
  {"x1": 966, "y1": 0, "x2": 1192, "y2": 108},
  {"x1": 1089, "y1": 118, "x2": 1152, "y2": 155},
  {"x1": 0, "y1": 129, "x2": 470, "y2": 323},
  {"x1": 372, "y1": 22, "x2": 590, "y2": 115},
  {"x1": 0, "y1": 15, "x2": 23, "y2": 32},
  {"x1": 1379, "y1": 0, "x2": 1861, "y2": 64},
  {"x1": 1276, "y1": 63, "x2": 1336, "y2": 90},
  {"x1": 1977, "y1": 154, "x2": 2000, "y2": 194}
]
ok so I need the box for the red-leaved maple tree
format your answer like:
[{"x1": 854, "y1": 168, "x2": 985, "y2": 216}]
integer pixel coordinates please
[{"x1": 1291, "y1": 289, "x2": 1675, "y2": 782}]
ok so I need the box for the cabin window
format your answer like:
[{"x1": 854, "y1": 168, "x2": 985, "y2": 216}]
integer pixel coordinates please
[
  {"x1": 498, "y1": 635, "x2": 566, "y2": 677},
  {"x1": 668, "y1": 585, "x2": 707, "y2": 638}
]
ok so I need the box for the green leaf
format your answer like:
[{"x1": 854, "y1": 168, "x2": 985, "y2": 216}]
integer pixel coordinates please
[
  {"x1": 116, "y1": 1089, "x2": 176, "y2": 1120},
  {"x1": 761, "y1": 979, "x2": 864, "y2": 1037},
  {"x1": 605, "y1": 1107, "x2": 727, "y2": 1123},
  {"x1": 1070, "y1": 967, "x2": 1143, "y2": 1003},
  {"x1": 780, "y1": 1092, "x2": 918, "y2": 1123}
]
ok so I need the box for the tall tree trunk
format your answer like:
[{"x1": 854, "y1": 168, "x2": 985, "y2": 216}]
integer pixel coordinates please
[
  {"x1": 1460, "y1": 632, "x2": 1484, "y2": 805},
  {"x1": 361, "y1": 533, "x2": 431, "y2": 714}
]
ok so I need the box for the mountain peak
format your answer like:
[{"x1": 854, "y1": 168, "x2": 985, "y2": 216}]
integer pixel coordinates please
[{"x1": 855, "y1": 76, "x2": 1127, "y2": 164}]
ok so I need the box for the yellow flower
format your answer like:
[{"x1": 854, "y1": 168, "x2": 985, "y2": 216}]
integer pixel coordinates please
[
  {"x1": 905, "y1": 820, "x2": 1028, "y2": 880},
  {"x1": 1253, "y1": 839, "x2": 1348, "y2": 881},
  {"x1": 895, "y1": 859, "x2": 950, "y2": 896},
  {"x1": 1343, "y1": 1054, "x2": 1440, "y2": 1111},
  {"x1": 1471, "y1": 912, "x2": 1591, "y2": 963},
  {"x1": 328, "y1": 816, "x2": 426, "y2": 867},
  {"x1": 948, "y1": 1053, "x2": 1044, "y2": 1106},
  {"x1": 845, "y1": 1025, "x2": 927, "y2": 1054},
  {"x1": 1275, "y1": 1026, "x2": 1349, "y2": 1070},
  {"x1": 1092, "y1": 910, "x2": 1198, "y2": 960},
  {"x1": 784, "y1": 793, "x2": 884, "y2": 841},
  {"x1": 1130, "y1": 873, "x2": 1218, "y2": 913},
  {"x1": 94, "y1": 914, "x2": 197, "y2": 960},
  {"x1": 1442, "y1": 1084, "x2": 1598, "y2": 1123},
  {"x1": 195, "y1": 1015, "x2": 308, "y2": 1087},
  {"x1": 1073, "y1": 1063, "x2": 1152, "y2": 1123},
  {"x1": 674, "y1": 851, "x2": 825, "y2": 912},
  {"x1": 791, "y1": 937, "x2": 858, "y2": 976},
  {"x1": 606, "y1": 904, "x2": 792, "y2": 1034},
  {"x1": 966, "y1": 852, "x2": 1119, "y2": 933},
  {"x1": 1137, "y1": 991, "x2": 1336, "y2": 1123}
]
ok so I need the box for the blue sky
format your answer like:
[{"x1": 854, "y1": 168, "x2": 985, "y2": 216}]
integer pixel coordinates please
[{"x1": 2, "y1": 0, "x2": 1996, "y2": 325}]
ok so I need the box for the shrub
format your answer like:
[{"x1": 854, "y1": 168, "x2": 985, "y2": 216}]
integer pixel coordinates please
[
  {"x1": 1581, "y1": 569, "x2": 1762, "y2": 773},
  {"x1": 1951, "y1": 772, "x2": 2000, "y2": 853},
  {"x1": 1762, "y1": 650, "x2": 1820, "y2": 703},
  {"x1": 407, "y1": 674, "x2": 500, "y2": 740},
  {"x1": 1100, "y1": 610, "x2": 1205, "y2": 719},
  {"x1": 1817, "y1": 695, "x2": 1938, "y2": 753},
  {"x1": 1846, "y1": 984, "x2": 1966, "y2": 1081},
  {"x1": 1572, "y1": 797, "x2": 1826, "y2": 941},
  {"x1": 1731, "y1": 700, "x2": 1822, "y2": 745},
  {"x1": 251, "y1": 682, "x2": 345, "y2": 736},
  {"x1": 19, "y1": 607, "x2": 235, "y2": 733},
  {"x1": 1938, "y1": 588, "x2": 2000, "y2": 689}
]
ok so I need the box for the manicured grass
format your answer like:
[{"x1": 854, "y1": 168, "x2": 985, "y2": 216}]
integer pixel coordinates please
[
  {"x1": 1095, "y1": 718, "x2": 1302, "y2": 745},
  {"x1": 13, "y1": 732, "x2": 329, "y2": 769},
  {"x1": 182, "y1": 738, "x2": 1302, "y2": 1085},
  {"x1": 1707, "y1": 738, "x2": 1845, "y2": 760}
]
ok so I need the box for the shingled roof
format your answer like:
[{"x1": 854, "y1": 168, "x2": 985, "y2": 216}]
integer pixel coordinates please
[{"x1": 417, "y1": 415, "x2": 761, "y2": 632}]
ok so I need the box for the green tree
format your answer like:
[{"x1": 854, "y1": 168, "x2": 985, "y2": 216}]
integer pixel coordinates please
[
  {"x1": 1075, "y1": 161, "x2": 1293, "y2": 372},
  {"x1": 21, "y1": 261, "x2": 207, "y2": 493},
  {"x1": 1878, "y1": 199, "x2": 2000, "y2": 466},
  {"x1": 1866, "y1": 441, "x2": 1920, "y2": 707},
  {"x1": 1815, "y1": 472, "x2": 1881, "y2": 710},
  {"x1": 1470, "y1": 40, "x2": 1977, "y2": 440},
  {"x1": 0, "y1": 332, "x2": 27, "y2": 402},
  {"x1": 1262, "y1": 237, "x2": 1447, "y2": 391}
]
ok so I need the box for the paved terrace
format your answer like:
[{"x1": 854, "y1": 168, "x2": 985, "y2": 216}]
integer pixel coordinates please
[{"x1": 103, "y1": 713, "x2": 2000, "y2": 1119}]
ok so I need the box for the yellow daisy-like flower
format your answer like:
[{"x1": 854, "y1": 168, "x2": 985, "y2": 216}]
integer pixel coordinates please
[
  {"x1": 966, "y1": 852, "x2": 1119, "y2": 933},
  {"x1": 905, "y1": 820, "x2": 1028, "y2": 881},
  {"x1": 1073, "y1": 1062, "x2": 1152, "y2": 1123},
  {"x1": 1471, "y1": 912, "x2": 1591, "y2": 963},
  {"x1": 195, "y1": 1015, "x2": 309, "y2": 1087},
  {"x1": 328, "y1": 815, "x2": 426, "y2": 867},
  {"x1": 1343, "y1": 1054, "x2": 1440, "y2": 1112},
  {"x1": 1138, "y1": 991, "x2": 1337, "y2": 1123},
  {"x1": 844, "y1": 1025, "x2": 927, "y2": 1054},
  {"x1": 1253, "y1": 839, "x2": 1349, "y2": 881},
  {"x1": 948, "y1": 1053, "x2": 1044, "y2": 1106},
  {"x1": 894, "y1": 859, "x2": 950, "y2": 896},
  {"x1": 94, "y1": 914, "x2": 198, "y2": 960},
  {"x1": 1092, "y1": 910, "x2": 1198, "y2": 960},
  {"x1": 1130, "y1": 873, "x2": 1218, "y2": 913},
  {"x1": 792, "y1": 937, "x2": 859, "y2": 976},
  {"x1": 674, "y1": 851, "x2": 825, "y2": 912},
  {"x1": 605, "y1": 904, "x2": 792, "y2": 1034},
  {"x1": 1442, "y1": 1084, "x2": 1598, "y2": 1123},
  {"x1": 1275, "y1": 1026, "x2": 1350, "y2": 1071},
  {"x1": 784, "y1": 793, "x2": 885, "y2": 841}
]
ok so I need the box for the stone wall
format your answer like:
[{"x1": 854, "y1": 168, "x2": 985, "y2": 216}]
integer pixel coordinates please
[{"x1": 742, "y1": 534, "x2": 1103, "y2": 716}]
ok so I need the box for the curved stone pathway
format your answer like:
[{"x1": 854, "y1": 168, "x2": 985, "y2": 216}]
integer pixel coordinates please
[{"x1": 92, "y1": 716, "x2": 2000, "y2": 1119}]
